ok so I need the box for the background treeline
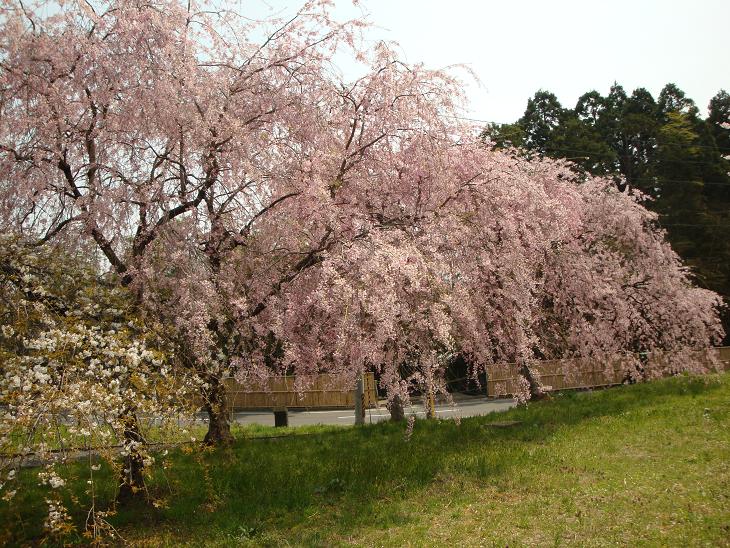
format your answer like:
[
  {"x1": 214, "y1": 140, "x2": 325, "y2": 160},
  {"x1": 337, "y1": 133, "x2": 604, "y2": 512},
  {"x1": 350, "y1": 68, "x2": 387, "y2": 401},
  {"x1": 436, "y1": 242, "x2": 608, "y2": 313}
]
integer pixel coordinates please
[{"x1": 485, "y1": 84, "x2": 730, "y2": 341}]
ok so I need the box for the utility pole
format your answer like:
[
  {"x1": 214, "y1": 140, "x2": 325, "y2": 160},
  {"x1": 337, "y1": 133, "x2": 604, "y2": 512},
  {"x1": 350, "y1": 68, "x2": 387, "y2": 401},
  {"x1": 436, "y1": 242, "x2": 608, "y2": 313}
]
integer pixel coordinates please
[{"x1": 354, "y1": 374, "x2": 365, "y2": 425}]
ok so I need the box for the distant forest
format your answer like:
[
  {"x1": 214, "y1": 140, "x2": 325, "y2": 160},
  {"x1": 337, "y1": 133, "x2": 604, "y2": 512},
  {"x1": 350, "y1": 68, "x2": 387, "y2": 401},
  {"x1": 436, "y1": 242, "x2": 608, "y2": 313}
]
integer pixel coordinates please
[{"x1": 484, "y1": 84, "x2": 730, "y2": 341}]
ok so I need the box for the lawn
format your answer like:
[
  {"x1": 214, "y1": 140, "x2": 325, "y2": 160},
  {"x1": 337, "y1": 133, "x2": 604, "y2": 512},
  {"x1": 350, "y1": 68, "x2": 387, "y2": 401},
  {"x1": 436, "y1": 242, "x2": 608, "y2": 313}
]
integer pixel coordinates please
[{"x1": 2, "y1": 373, "x2": 729, "y2": 546}]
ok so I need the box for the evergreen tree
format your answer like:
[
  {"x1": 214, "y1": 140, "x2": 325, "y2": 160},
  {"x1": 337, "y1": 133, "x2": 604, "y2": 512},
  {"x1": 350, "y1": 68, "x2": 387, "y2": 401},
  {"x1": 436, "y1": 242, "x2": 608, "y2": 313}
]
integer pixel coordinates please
[
  {"x1": 708, "y1": 90, "x2": 730, "y2": 156},
  {"x1": 658, "y1": 83, "x2": 697, "y2": 119},
  {"x1": 481, "y1": 122, "x2": 525, "y2": 149},
  {"x1": 518, "y1": 90, "x2": 566, "y2": 151}
]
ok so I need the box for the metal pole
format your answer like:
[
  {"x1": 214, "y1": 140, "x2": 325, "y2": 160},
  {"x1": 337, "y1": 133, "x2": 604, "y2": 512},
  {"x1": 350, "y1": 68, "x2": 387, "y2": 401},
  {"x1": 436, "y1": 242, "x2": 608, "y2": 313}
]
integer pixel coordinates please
[{"x1": 354, "y1": 374, "x2": 365, "y2": 425}]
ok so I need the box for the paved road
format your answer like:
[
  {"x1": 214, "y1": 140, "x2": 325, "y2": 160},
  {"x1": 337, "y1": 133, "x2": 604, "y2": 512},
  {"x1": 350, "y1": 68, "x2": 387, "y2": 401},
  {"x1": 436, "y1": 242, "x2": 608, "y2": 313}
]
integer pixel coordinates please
[
  {"x1": 12, "y1": 396, "x2": 516, "y2": 467},
  {"x1": 225, "y1": 395, "x2": 517, "y2": 427}
]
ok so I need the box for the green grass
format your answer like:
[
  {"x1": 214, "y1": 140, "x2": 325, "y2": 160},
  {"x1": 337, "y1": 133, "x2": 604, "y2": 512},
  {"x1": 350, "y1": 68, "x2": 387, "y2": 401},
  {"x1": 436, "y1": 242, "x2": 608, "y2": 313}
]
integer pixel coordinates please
[{"x1": 2, "y1": 374, "x2": 730, "y2": 546}]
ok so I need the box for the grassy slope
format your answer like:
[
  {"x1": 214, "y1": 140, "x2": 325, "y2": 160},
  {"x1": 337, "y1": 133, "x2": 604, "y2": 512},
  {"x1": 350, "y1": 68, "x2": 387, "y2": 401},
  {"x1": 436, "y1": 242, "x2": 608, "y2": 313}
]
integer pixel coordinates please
[{"x1": 3, "y1": 374, "x2": 730, "y2": 546}]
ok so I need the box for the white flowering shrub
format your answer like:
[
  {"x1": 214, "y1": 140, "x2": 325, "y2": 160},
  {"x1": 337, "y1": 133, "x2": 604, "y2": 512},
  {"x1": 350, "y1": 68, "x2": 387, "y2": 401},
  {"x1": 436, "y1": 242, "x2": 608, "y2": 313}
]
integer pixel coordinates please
[{"x1": 0, "y1": 235, "x2": 193, "y2": 540}]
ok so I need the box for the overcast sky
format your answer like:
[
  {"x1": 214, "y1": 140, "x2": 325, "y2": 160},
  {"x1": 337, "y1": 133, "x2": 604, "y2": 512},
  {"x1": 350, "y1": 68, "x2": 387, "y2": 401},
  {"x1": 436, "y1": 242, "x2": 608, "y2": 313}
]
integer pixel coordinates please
[{"x1": 269, "y1": 0, "x2": 730, "y2": 124}]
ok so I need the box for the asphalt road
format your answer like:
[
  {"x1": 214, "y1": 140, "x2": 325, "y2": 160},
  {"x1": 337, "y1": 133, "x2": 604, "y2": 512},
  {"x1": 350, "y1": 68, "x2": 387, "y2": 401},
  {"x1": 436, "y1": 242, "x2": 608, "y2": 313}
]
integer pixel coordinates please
[
  {"x1": 13, "y1": 396, "x2": 517, "y2": 467},
  {"x1": 226, "y1": 395, "x2": 517, "y2": 427}
]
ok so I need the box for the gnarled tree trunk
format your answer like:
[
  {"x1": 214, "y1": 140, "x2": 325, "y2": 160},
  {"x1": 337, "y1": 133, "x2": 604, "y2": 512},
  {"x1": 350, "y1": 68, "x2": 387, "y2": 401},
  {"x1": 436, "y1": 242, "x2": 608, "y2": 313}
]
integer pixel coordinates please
[
  {"x1": 389, "y1": 393, "x2": 406, "y2": 422},
  {"x1": 117, "y1": 411, "x2": 146, "y2": 502},
  {"x1": 202, "y1": 375, "x2": 234, "y2": 446},
  {"x1": 520, "y1": 362, "x2": 549, "y2": 401}
]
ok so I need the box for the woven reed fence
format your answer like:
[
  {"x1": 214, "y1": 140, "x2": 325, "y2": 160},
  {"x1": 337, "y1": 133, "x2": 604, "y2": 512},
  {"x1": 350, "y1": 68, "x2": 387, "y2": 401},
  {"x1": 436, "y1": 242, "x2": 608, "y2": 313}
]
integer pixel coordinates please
[
  {"x1": 486, "y1": 346, "x2": 730, "y2": 397},
  {"x1": 220, "y1": 348, "x2": 730, "y2": 408},
  {"x1": 222, "y1": 373, "x2": 377, "y2": 410}
]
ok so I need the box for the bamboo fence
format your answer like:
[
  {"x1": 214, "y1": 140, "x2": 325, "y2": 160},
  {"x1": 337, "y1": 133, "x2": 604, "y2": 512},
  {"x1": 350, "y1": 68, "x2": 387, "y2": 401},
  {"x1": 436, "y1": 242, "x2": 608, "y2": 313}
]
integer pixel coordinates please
[
  {"x1": 486, "y1": 346, "x2": 730, "y2": 397},
  {"x1": 221, "y1": 347, "x2": 730, "y2": 408},
  {"x1": 223, "y1": 373, "x2": 377, "y2": 410}
]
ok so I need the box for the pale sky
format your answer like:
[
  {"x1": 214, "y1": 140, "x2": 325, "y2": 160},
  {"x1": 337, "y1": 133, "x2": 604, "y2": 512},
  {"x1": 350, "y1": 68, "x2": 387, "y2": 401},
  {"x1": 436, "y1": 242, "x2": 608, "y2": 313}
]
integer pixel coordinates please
[{"x1": 255, "y1": 0, "x2": 730, "y2": 124}]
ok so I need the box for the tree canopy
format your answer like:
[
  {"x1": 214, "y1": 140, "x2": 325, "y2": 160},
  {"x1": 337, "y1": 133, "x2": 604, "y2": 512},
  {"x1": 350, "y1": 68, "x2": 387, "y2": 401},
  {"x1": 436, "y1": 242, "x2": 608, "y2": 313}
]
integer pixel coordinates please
[
  {"x1": 485, "y1": 83, "x2": 730, "y2": 339},
  {"x1": 0, "y1": 1, "x2": 724, "y2": 536}
]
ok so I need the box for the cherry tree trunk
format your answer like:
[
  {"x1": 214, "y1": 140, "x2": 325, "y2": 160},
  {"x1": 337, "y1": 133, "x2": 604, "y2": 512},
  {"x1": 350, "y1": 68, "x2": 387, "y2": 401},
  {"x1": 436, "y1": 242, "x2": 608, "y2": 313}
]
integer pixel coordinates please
[
  {"x1": 117, "y1": 411, "x2": 146, "y2": 503},
  {"x1": 520, "y1": 362, "x2": 548, "y2": 401},
  {"x1": 389, "y1": 394, "x2": 406, "y2": 422},
  {"x1": 425, "y1": 387, "x2": 436, "y2": 419},
  {"x1": 203, "y1": 376, "x2": 234, "y2": 446}
]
